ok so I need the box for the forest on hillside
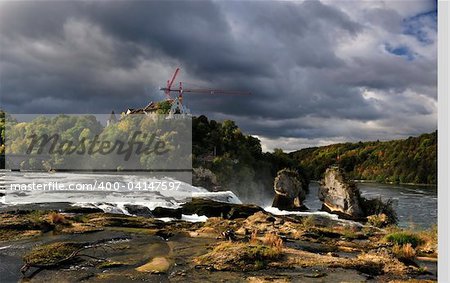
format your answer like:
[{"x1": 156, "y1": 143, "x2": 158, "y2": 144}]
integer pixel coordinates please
[
  {"x1": 290, "y1": 131, "x2": 437, "y2": 184},
  {"x1": 0, "y1": 110, "x2": 437, "y2": 190}
]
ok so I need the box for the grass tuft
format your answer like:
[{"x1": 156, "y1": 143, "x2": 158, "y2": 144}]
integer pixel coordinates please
[{"x1": 385, "y1": 232, "x2": 424, "y2": 248}]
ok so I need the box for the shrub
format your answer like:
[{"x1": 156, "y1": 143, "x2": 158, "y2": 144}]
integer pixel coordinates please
[
  {"x1": 385, "y1": 232, "x2": 424, "y2": 248},
  {"x1": 361, "y1": 197, "x2": 398, "y2": 225}
]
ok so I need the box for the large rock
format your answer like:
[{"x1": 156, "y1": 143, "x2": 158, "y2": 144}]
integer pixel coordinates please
[
  {"x1": 152, "y1": 207, "x2": 182, "y2": 219},
  {"x1": 272, "y1": 168, "x2": 307, "y2": 211},
  {"x1": 318, "y1": 166, "x2": 364, "y2": 220},
  {"x1": 124, "y1": 204, "x2": 153, "y2": 217},
  {"x1": 192, "y1": 167, "x2": 221, "y2": 191},
  {"x1": 181, "y1": 198, "x2": 263, "y2": 219}
]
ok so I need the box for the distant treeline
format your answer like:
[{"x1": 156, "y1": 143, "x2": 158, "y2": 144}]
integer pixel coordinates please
[
  {"x1": 289, "y1": 131, "x2": 437, "y2": 184},
  {"x1": 0, "y1": 109, "x2": 437, "y2": 188}
]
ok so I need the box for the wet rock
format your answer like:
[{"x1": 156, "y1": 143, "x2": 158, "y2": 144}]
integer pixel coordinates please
[
  {"x1": 272, "y1": 169, "x2": 308, "y2": 211},
  {"x1": 182, "y1": 198, "x2": 263, "y2": 219},
  {"x1": 86, "y1": 213, "x2": 163, "y2": 228},
  {"x1": 62, "y1": 207, "x2": 103, "y2": 214},
  {"x1": 123, "y1": 204, "x2": 153, "y2": 217},
  {"x1": 155, "y1": 229, "x2": 175, "y2": 240},
  {"x1": 0, "y1": 211, "x2": 55, "y2": 232},
  {"x1": 152, "y1": 207, "x2": 182, "y2": 219},
  {"x1": 97, "y1": 261, "x2": 125, "y2": 269},
  {"x1": 318, "y1": 166, "x2": 364, "y2": 220}
]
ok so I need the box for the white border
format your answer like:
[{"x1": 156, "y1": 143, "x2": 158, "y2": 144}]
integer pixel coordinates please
[{"x1": 438, "y1": 0, "x2": 449, "y2": 281}]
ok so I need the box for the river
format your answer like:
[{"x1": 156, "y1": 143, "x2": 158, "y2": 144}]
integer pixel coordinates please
[
  {"x1": 303, "y1": 182, "x2": 437, "y2": 229},
  {"x1": 0, "y1": 172, "x2": 437, "y2": 229}
]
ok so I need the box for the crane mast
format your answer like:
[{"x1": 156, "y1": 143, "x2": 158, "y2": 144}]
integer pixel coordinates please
[{"x1": 159, "y1": 68, "x2": 250, "y2": 114}]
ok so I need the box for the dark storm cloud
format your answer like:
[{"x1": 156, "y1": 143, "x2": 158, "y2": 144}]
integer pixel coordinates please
[{"x1": 0, "y1": 0, "x2": 437, "y2": 149}]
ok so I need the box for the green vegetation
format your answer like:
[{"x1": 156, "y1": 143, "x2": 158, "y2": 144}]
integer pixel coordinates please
[
  {"x1": 290, "y1": 131, "x2": 437, "y2": 184},
  {"x1": 385, "y1": 232, "x2": 424, "y2": 248},
  {"x1": 0, "y1": 108, "x2": 436, "y2": 187},
  {"x1": 2, "y1": 112, "x2": 189, "y2": 171},
  {"x1": 192, "y1": 115, "x2": 306, "y2": 200},
  {"x1": 23, "y1": 242, "x2": 83, "y2": 266}
]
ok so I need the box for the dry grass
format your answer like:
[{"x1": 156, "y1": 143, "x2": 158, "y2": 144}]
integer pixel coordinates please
[
  {"x1": 195, "y1": 241, "x2": 283, "y2": 271},
  {"x1": 250, "y1": 230, "x2": 259, "y2": 244},
  {"x1": 301, "y1": 215, "x2": 315, "y2": 230},
  {"x1": 417, "y1": 225, "x2": 437, "y2": 248},
  {"x1": 367, "y1": 213, "x2": 389, "y2": 228},
  {"x1": 262, "y1": 232, "x2": 283, "y2": 253},
  {"x1": 392, "y1": 243, "x2": 416, "y2": 260},
  {"x1": 49, "y1": 212, "x2": 67, "y2": 224},
  {"x1": 384, "y1": 225, "x2": 437, "y2": 257}
]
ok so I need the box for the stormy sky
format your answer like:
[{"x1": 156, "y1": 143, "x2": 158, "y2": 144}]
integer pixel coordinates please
[{"x1": 0, "y1": 0, "x2": 437, "y2": 151}]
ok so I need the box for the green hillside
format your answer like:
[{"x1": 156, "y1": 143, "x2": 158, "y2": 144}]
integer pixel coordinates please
[
  {"x1": 0, "y1": 109, "x2": 437, "y2": 186},
  {"x1": 290, "y1": 131, "x2": 437, "y2": 184}
]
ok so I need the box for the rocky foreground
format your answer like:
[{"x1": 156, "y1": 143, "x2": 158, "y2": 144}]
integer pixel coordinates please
[{"x1": 0, "y1": 198, "x2": 437, "y2": 283}]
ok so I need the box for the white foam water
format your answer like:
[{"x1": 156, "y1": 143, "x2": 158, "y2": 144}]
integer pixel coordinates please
[
  {"x1": 264, "y1": 206, "x2": 364, "y2": 227},
  {"x1": 1, "y1": 172, "x2": 242, "y2": 223}
]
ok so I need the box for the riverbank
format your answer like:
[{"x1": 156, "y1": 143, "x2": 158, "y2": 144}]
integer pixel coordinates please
[{"x1": 0, "y1": 199, "x2": 437, "y2": 282}]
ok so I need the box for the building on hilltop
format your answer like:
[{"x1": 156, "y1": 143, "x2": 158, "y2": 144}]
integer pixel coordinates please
[{"x1": 125, "y1": 101, "x2": 160, "y2": 115}]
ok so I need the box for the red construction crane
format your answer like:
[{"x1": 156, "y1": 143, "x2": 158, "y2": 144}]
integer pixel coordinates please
[{"x1": 159, "y1": 68, "x2": 251, "y2": 113}]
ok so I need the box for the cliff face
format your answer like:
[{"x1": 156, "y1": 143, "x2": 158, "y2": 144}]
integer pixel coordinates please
[{"x1": 318, "y1": 167, "x2": 364, "y2": 219}]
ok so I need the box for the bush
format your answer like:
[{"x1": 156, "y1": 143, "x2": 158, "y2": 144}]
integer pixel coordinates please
[
  {"x1": 385, "y1": 232, "x2": 424, "y2": 248},
  {"x1": 361, "y1": 197, "x2": 398, "y2": 225}
]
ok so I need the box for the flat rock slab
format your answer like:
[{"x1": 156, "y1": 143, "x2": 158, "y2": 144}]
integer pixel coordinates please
[{"x1": 135, "y1": 256, "x2": 171, "y2": 273}]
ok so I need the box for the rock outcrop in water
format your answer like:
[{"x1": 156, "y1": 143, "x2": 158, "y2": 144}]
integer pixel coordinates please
[
  {"x1": 272, "y1": 168, "x2": 307, "y2": 211},
  {"x1": 318, "y1": 166, "x2": 364, "y2": 220}
]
